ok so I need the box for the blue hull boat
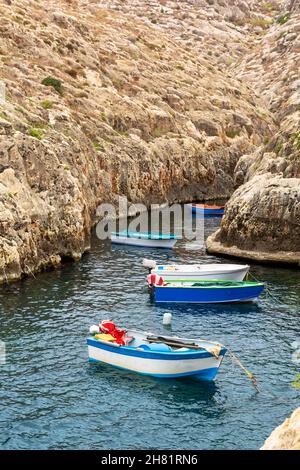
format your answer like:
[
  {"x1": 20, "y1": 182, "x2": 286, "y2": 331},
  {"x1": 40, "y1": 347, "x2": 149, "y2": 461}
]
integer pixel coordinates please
[
  {"x1": 188, "y1": 203, "x2": 225, "y2": 216},
  {"x1": 152, "y1": 280, "x2": 265, "y2": 304}
]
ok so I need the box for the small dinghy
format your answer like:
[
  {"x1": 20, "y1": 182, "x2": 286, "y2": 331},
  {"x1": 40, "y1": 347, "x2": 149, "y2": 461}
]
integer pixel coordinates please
[
  {"x1": 188, "y1": 203, "x2": 225, "y2": 216},
  {"x1": 87, "y1": 320, "x2": 226, "y2": 381},
  {"x1": 111, "y1": 231, "x2": 179, "y2": 249},
  {"x1": 142, "y1": 259, "x2": 250, "y2": 281},
  {"x1": 150, "y1": 279, "x2": 265, "y2": 304}
]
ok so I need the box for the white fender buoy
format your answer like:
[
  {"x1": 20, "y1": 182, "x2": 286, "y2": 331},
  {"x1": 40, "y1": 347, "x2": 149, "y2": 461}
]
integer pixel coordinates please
[
  {"x1": 163, "y1": 313, "x2": 172, "y2": 326},
  {"x1": 142, "y1": 258, "x2": 157, "y2": 269},
  {"x1": 89, "y1": 324, "x2": 100, "y2": 335}
]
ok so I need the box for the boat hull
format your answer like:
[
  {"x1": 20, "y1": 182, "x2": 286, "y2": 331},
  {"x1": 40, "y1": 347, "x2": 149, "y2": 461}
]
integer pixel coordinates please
[
  {"x1": 153, "y1": 284, "x2": 264, "y2": 304},
  {"x1": 193, "y1": 208, "x2": 224, "y2": 216},
  {"x1": 87, "y1": 338, "x2": 226, "y2": 380},
  {"x1": 187, "y1": 203, "x2": 224, "y2": 216},
  {"x1": 111, "y1": 235, "x2": 177, "y2": 249},
  {"x1": 152, "y1": 264, "x2": 249, "y2": 281}
]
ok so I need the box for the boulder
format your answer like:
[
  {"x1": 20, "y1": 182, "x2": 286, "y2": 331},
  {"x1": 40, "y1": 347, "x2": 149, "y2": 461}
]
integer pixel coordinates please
[
  {"x1": 207, "y1": 174, "x2": 300, "y2": 265},
  {"x1": 261, "y1": 408, "x2": 300, "y2": 450}
]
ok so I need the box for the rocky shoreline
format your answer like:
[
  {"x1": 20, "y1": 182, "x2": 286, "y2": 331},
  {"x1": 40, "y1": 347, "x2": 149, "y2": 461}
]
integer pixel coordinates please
[
  {"x1": 207, "y1": 0, "x2": 300, "y2": 264},
  {"x1": 261, "y1": 408, "x2": 300, "y2": 450}
]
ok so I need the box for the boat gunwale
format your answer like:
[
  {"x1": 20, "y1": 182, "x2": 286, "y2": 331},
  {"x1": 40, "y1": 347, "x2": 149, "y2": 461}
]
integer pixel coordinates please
[
  {"x1": 192, "y1": 203, "x2": 225, "y2": 210},
  {"x1": 156, "y1": 280, "x2": 264, "y2": 289},
  {"x1": 111, "y1": 231, "x2": 180, "y2": 240},
  {"x1": 154, "y1": 264, "x2": 250, "y2": 271},
  {"x1": 87, "y1": 336, "x2": 226, "y2": 359}
]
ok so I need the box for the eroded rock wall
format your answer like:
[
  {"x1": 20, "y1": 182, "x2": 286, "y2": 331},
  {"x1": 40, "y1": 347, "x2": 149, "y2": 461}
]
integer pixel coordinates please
[
  {"x1": 0, "y1": 0, "x2": 275, "y2": 282},
  {"x1": 207, "y1": 0, "x2": 300, "y2": 265}
]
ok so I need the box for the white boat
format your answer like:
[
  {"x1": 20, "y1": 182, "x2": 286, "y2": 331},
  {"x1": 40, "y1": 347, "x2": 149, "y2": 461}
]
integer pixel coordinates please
[
  {"x1": 87, "y1": 328, "x2": 226, "y2": 381},
  {"x1": 111, "y1": 231, "x2": 179, "y2": 249},
  {"x1": 143, "y1": 259, "x2": 250, "y2": 281}
]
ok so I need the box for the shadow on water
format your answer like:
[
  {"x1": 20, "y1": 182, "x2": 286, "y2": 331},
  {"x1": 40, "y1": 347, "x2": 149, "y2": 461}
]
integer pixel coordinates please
[
  {"x1": 153, "y1": 301, "x2": 262, "y2": 317},
  {"x1": 86, "y1": 361, "x2": 224, "y2": 418}
]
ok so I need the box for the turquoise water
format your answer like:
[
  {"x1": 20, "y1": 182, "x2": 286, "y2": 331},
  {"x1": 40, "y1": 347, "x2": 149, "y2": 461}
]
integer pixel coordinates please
[{"x1": 0, "y1": 218, "x2": 299, "y2": 449}]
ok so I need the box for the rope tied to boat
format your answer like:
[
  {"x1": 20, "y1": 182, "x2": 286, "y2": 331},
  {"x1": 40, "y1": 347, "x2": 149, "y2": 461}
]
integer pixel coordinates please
[
  {"x1": 227, "y1": 349, "x2": 260, "y2": 393},
  {"x1": 246, "y1": 271, "x2": 282, "y2": 305}
]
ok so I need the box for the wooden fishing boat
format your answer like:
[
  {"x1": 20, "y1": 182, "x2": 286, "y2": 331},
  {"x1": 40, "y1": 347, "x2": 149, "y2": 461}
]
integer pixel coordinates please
[
  {"x1": 151, "y1": 279, "x2": 265, "y2": 304},
  {"x1": 111, "y1": 231, "x2": 179, "y2": 249},
  {"x1": 87, "y1": 328, "x2": 227, "y2": 381},
  {"x1": 188, "y1": 203, "x2": 225, "y2": 216},
  {"x1": 143, "y1": 259, "x2": 250, "y2": 281}
]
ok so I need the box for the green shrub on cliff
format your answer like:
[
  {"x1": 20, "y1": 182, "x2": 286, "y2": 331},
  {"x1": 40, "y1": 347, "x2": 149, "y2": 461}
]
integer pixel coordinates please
[
  {"x1": 225, "y1": 129, "x2": 240, "y2": 138},
  {"x1": 276, "y1": 14, "x2": 290, "y2": 25},
  {"x1": 249, "y1": 17, "x2": 273, "y2": 28},
  {"x1": 262, "y1": 2, "x2": 274, "y2": 12},
  {"x1": 28, "y1": 128, "x2": 44, "y2": 140},
  {"x1": 92, "y1": 140, "x2": 104, "y2": 151},
  {"x1": 41, "y1": 100, "x2": 53, "y2": 109},
  {"x1": 41, "y1": 76, "x2": 63, "y2": 95},
  {"x1": 291, "y1": 374, "x2": 300, "y2": 389},
  {"x1": 291, "y1": 131, "x2": 300, "y2": 150}
]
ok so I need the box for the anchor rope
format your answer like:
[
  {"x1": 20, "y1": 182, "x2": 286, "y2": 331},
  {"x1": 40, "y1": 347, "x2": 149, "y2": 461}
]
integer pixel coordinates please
[
  {"x1": 247, "y1": 271, "x2": 285, "y2": 305},
  {"x1": 227, "y1": 346, "x2": 293, "y2": 404},
  {"x1": 227, "y1": 348, "x2": 260, "y2": 393}
]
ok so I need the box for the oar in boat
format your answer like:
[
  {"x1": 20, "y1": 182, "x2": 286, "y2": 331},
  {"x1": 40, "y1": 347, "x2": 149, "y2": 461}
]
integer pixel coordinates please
[
  {"x1": 146, "y1": 335, "x2": 204, "y2": 350},
  {"x1": 146, "y1": 335, "x2": 223, "y2": 358}
]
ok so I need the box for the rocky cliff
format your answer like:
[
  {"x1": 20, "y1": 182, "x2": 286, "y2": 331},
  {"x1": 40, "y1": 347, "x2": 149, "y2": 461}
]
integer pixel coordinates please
[
  {"x1": 1, "y1": 0, "x2": 299, "y2": 282},
  {"x1": 207, "y1": 0, "x2": 300, "y2": 265},
  {"x1": 261, "y1": 407, "x2": 300, "y2": 450},
  {"x1": 0, "y1": 0, "x2": 278, "y2": 282}
]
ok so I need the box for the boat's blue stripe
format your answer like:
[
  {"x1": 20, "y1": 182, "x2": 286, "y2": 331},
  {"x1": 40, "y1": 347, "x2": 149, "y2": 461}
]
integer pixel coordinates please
[
  {"x1": 111, "y1": 231, "x2": 180, "y2": 240},
  {"x1": 88, "y1": 359, "x2": 219, "y2": 380},
  {"x1": 192, "y1": 207, "x2": 224, "y2": 215},
  {"x1": 87, "y1": 338, "x2": 226, "y2": 360},
  {"x1": 111, "y1": 240, "x2": 174, "y2": 249}
]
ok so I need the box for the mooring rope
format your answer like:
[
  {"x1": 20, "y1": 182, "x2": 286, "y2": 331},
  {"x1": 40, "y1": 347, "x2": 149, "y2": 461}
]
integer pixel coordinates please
[
  {"x1": 247, "y1": 271, "x2": 285, "y2": 305},
  {"x1": 227, "y1": 349, "x2": 292, "y2": 403},
  {"x1": 227, "y1": 348, "x2": 260, "y2": 393}
]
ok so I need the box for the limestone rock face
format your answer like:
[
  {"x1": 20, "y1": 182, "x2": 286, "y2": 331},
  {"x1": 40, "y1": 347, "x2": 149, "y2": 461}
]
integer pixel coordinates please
[
  {"x1": 261, "y1": 408, "x2": 300, "y2": 450},
  {"x1": 207, "y1": 0, "x2": 300, "y2": 264},
  {"x1": 0, "y1": 0, "x2": 275, "y2": 282},
  {"x1": 207, "y1": 175, "x2": 300, "y2": 265}
]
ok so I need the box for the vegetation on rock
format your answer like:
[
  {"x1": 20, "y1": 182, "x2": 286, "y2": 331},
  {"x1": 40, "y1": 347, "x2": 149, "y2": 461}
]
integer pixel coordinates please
[{"x1": 41, "y1": 76, "x2": 63, "y2": 95}]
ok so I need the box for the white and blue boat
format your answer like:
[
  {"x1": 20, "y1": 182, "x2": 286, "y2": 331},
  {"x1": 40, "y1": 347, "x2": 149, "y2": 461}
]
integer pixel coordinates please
[
  {"x1": 87, "y1": 329, "x2": 226, "y2": 381},
  {"x1": 111, "y1": 231, "x2": 179, "y2": 249},
  {"x1": 152, "y1": 280, "x2": 265, "y2": 304}
]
